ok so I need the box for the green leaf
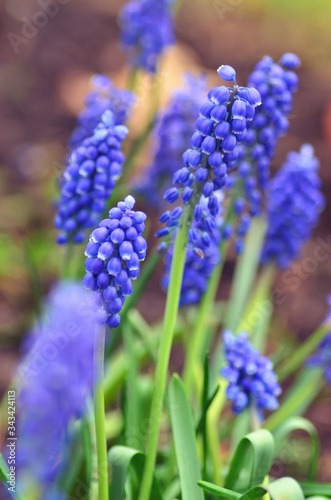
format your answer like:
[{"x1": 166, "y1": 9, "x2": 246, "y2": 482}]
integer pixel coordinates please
[
  {"x1": 198, "y1": 478, "x2": 305, "y2": 500},
  {"x1": 201, "y1": 353, "x2": 210, "y2": 477},
  {"x1": 108, "y1": 446, "x2": 162, "y2": 499},
  {"x1": 225, "y1": 429, "x2": 274, "y2": 492},
  {"x1": 238, "y1": 264, "x2": 275, "y2": 348},
  {"x1": 196, "y1": 386, "x2": 220, "y2": 435},
  {"x1": 197, "y1": 481, "x2": 241, "y2": 498},
  {"x1": 224, "y1": 217, "x2": 267, "y2": 333},
  {"x1": 277, "y1": 323, "x2": 331, "y2": 382},
  {"x1": 300, "y1": 482, "x2": 331, "y2": 497},
  {"x1": 266, "y1": 477, "x2": 305, "y2": 500},
  {"x1": 305, "y1": 497, "x2": 331, "y2": 500},
  {"x1": 240, "y1": 477, "x2": 305, "y2": 500},
  {"x1": 264, "y1": 368, "x2": 323, "y2": 433},
  {"x1": 0, "y1": 451, "x2": 9, "y2": 483},
  {"x1": 169, "y1": 375, "x2": 205, "y2": 500},
  {"x1": 272, "y1": 416, "x2": 320, "y2": 481}
]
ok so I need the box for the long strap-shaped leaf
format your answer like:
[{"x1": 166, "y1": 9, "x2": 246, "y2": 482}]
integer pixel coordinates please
[
  {"x1": 198, "y1": 477, "x2": 305, "y2": 500},
  {"x1": 241, "y1": 477, "x2": 305, "y2": 500},
  {"x1": 300, "y1": 482, "x2": 331, "y2": 497},
  {"x1": 272, "y1": 416, "x2": 320, "y2": 481},
  {"x1": 108, "y1": 445, "x2": 162, "y2": 499},
  {"x1": 169, "y1": 374, "x2": 205, "y2": 500},
  {"x1": 224, "y1": 429, "x2": 274, "y2": 492}
]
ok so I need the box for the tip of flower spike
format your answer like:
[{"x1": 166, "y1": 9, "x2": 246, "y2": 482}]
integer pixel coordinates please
[
  {"x1": 124, "y1": 195, "x2": 135, "y2": 209},
  {"x1": 217, "y1": 65, "x2": 237, "y2": 83},
  {"x1": 91, "y1": 74, "x2": 111, "y2": 90},
  {"x1": 279, "y1": 53, "x2": 301, "y2": 69},
  {"x1": 101, "y1": 109, "x2": 114, "y2": 127}
]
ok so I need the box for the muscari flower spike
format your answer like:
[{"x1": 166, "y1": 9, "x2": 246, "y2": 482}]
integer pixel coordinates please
[
  {"x1": 161, "y1": 192, "x2": 223, "y2": 306},
  {"x1": 156, "y1": 64, "x2": 261, "y2": 256},
  {"x1": 228, "y1": 53, "x2": 301, "y2": 252},
  {"x1": 55, "y1": 110, "x2": 128, "y2": 245},
  {"x1": 69, "y1": 74, "x2": 135, "y2": 149},
  {"x1": 119, "y1": 0, "x2": 175, "y2": 73},
  {"x1": 261, "y1": 144, "x2": 324, "y2": 269},
  {"x1": 134, "y1": 73, "x2": 207, "y2": 207},
  {"x1": 16, "y1": 282, "x2": 96, "y2": 497},
  {"x1": 83, "y1": 195, "x2": 147, "y2": 329},
  {"x1": 307, "y1": 295, "x2": 331, "y2": 385},
  {"x1": 222, "y1": 331, "x2": 281, "y2": 415}
]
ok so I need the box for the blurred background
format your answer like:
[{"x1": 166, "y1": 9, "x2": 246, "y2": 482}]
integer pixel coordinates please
[{"x1": 0, "y1": 0, "x2": 331, "y2": 479}]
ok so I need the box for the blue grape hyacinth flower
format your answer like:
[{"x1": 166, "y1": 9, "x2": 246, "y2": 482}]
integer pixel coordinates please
[
  {"x1": 161, "y1": 192, "x2": 223, "y2": 306},
  {"x1": 69, "y1": 74, "x2": 135, "y2": 149},
  {"x1": 119, "y1": 0, "x2": 175, "y2": 73},
  {"x1": 16, "y1": 282, "x2": 96, "y2": 497},
  {"x1": 307, "y1": 295, "x2": 331, "y2": 385},
  {"x1": 156, "y1": 65, "x2": 261, "y2": 255},
  {"x1": 222, "y1": 331, "x2": 281, "y2": 415},
  {"x1": 261, "y1": 144, "x2": 324, "y2": 269},
  {"x1": 227, "y1": 53, "x2": 301, "y2": 250},
  {"x1": 134, "y1": 73, "x2": 207, "y2": 206},
  {"x1": 55, "y1": 110, "x2": 128, "y2": 245},
  {"x1": 83, "y1": 195, "x2": 147, "y2": 329}
]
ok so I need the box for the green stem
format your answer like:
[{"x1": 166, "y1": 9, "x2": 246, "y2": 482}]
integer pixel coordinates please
[
  {"x1": 84, "y1": 399, "x2": 98, "y2": 500},
  {"x1": 23, "y1": 240, "x2": 42, "y2": 317},
  {"x1": 250, "y1": 403, "x2": 261, "y2": 431},
  {"x1": 277, "y1": 322, "x2": 331, "y2": 382},
  {"x1": 138, "y1": 216, "x2": 188, "y2": 500},
  {"x1": 206, "y1": 380, "x2": 227, "y2": 485},
  {"x1": 63, "y1": 242, "x2": 74, "y2": 279},
  {"x1": 123, "y1": 322, "x2": 140, "y2": 448},
  {"x1": 128, "y1": 68, "x2": 139, "y2": 93},
  {"x1": 225, "y1": 217, "x2": 267, "y2": 333},
  {"x1": 93, "y1": 323, "x2": 109, "y2": 500},
  {"x1": 183, "y1": 238, "x2": 230, "y2": 396},
  {"x1": 120, "y1": 117, "x2": 156, "y2": 185}
]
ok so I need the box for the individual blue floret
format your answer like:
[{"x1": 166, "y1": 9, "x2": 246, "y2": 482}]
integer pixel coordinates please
[
  {"x1": 222, "y1": 331, "x2": 281, "y2": 415},
  {"x1": 68, "y1": 75, "x2": 135, "y2": 149},
  {"x1": 261, "y1": 144, "x2": 324, "y2": 268},
  {"x1": 83, "y1": 195, "x2": 147, "y2": 328},
  {"x1": 119, "y1": 0, "x2": 175, "y2": 73},
  {"x1": 55, "y1": 110, "x2": 128, "y2": 245}
]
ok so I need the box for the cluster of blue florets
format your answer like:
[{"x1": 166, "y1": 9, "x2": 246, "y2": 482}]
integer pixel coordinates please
[
  {"x1": 227, "y1": 53, "x2": 301, "y2": 251},
  {"x1": 162, "y1": 226, "x2": 221, "y2": 306},
  {"x1": 68, "y1": 75, "x2": 135, "y2": 149},
  {"x1": 261, "y1": 144, "x2": 324, "y2": 268},
  {"x1": 55, "y1": 110, "x2": 128, "y2": 245},
  {"x1": 307, "y1": 295, "x2": 331, "y2": 385},
  {"x1": 156, "y1": 65, "x2": 261, "y2": 254},
  {"x1": 160, "y1": 192, "x2": 223, "y2": 305},
  {"x1": 83, "y1": 196, "x2": 147, "y2": 328},
  {"x1": 17, "y1": 283, "x2": 96, "y2": 496},
  {"x1": 119, "y1": 0, "x2": 175, "y2": 73},
  {"x1": 134, "y1": 74, "x2": 207, "y2": 206},
  {"x1": 222, "y1": 331, "x2": 281, "y2": 415}
]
